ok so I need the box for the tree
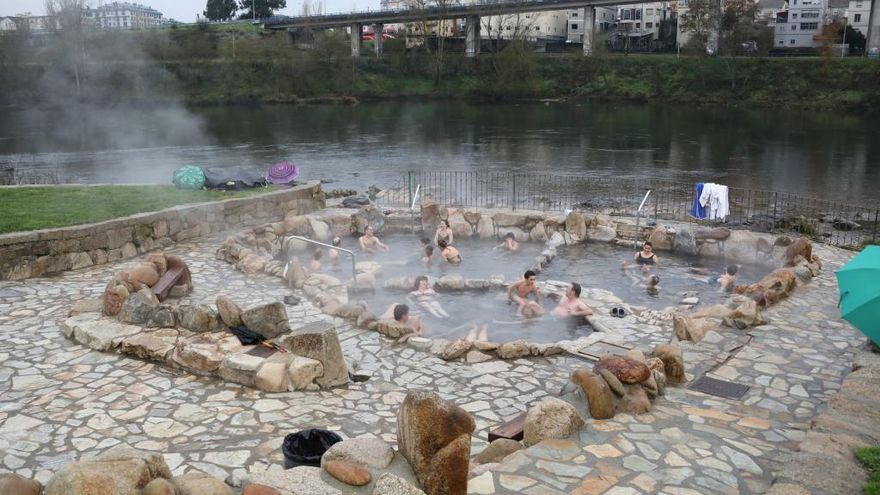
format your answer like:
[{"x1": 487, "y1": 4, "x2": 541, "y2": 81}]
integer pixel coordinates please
[
  {"x1": 44, "y1": 0, "x2": 91, "y2": 95},
  {"x1": 719, "y1": 0, "x2": 759, "y2": 55},
  {"x1": 404, "y1": 0, "x2": 455, "y2": 87},
  {"x1": 680, "y1": 0, "x2": 721, "y2": 54},
  {"x1": 204, "y1": 0, "x2": 237, "y2": 21},
  {"x1": 237, "y1": 0, "x2": 286, "y2": 20}
]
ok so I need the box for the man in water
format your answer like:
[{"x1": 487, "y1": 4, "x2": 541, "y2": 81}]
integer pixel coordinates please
[
  {"x1": 551, "y1": 282, "x2": 593, "y2": 317},
  {"x1": 359, "y1": 226, "x2": 389, "y2": 252},
  {"x1": 381, "y1": 303, "x2": 423, "y2": 336},
  {"x1": 508, "y1": 270, "x2": 541, "y2": 315},
  {"x1": 646, "y1": 274, "x2": 660, "y2": 295},
  {"x1": 495, "y1": 232, "x2": 519, "y2": 252},
  {"x1": 328, "y1": 237, "x2": 342, "y2": 262},
  {"x1": 717, "y1": 265, "x2": 738, "y2": 292}
]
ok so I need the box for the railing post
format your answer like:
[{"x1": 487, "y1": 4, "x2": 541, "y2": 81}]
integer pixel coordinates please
[
  {"x1": 407, "y1": 171, "x2": 413, "y2": 207},
  {"x1": 512, "y1": 174, "x2": 517, "y2": 211},
  {"x1": 772, "y1": 192, "x2": 778, "y2": 232},
  {"x1": 873, "y1": 208, "x2": 879, "y2": 245}
]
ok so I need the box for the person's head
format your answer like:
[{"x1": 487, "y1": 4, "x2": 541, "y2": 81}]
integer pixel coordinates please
[
  {"x1": 522, "y1": 302, "x2": 540, "y2": 318},
  {"x1": 313, "y1": 249, "x2": 322, "y2": 261},
  {"x1": 438, "y1": 239, "x2": 448, "y2": 249},
  {"x1": 420, "y1": 237, "x2": 431, "y2": 246},
  {"x1": 648, "y1": 275, "x2": 660, "y2": 287},
  {"x1": 393, "y1": 304, "x2": 410, "y2": 322},
  {"x1": 440, "y1": 220, "x2": 450, "y2": 229},
  {"x1": 504, "y1": 232, "x2": 515, "y2": 241},
  {"x1": 726, "y1": 265, "x2": 739, "y2": 276},
  {"x1": 424, "y1": 246, "x2": 434, "y2": 257},
  {"x1": 568, "y1": 282, "x2": 581, "y2": 298},
  {"x1": 414, "y1": 275, "x2": 429, "y2": 291},
  {"x1": 365, "y1": 226, "x2": 374, "y2": 236},
  {"x1": 524, "y1": 270, "x2": 536, "y2": 283},
  {"x1": 331, "y1": 237, "x2": 341, "y2": 247},
  {"x1": 642, "y1": 241, "x2": 653, "y2": 253}
]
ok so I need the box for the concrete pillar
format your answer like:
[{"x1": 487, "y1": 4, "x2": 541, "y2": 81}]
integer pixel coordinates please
[
  {"x1": 868, "y1": 0, "x2": 880, "y2": 54},
  {"x1": 582, "y1": 7, "x2": 595, "y2": 56},
  {"x1": 466, "y1": 14, "x2": 480, "y2": 57},
  {"x1": 350, "y1": 22, "x2": 362, "y2": 57},
  {"x1": 373, "y1": 23, "x2": 384, "y2": 57}
]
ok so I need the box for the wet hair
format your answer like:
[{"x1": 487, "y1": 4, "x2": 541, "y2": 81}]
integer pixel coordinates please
[
  {"x1": 643, "y1": 241, "x2": 653, "y2": 249},
  {"x1": 365, "y1": 226, "x2": 374, "y2": 234},
  {"x1": 504, "y1": 232, "x2": 515, "y2": 240},
  {"x1": 441, "y1": 220, "x2": 450, "y2": 228},
  {"x1": 726, "y1": 265, "x2": 739, "y2": 276},
  {"x1": 331, "y1": 237, "x2": 341, "y2": 246},
  {"x1": 393, "y1": 304, "x2": 409, "y2": 322},
  {"x1": 414, "y1": 275, "x2": 429, "y2": 290},
  {"x1": 424, "y1": 246, "x2": 434, "y2": 256},
  {"x1": 570, "y1": 282, "x2": 581, "y2": 297},
  {"x1": 313, "y1": 249, "x2": 322, "y2": 260},
  {"x1": 420, "y1": 237, "x2": 431, "y2": 245},
  {"x1": 524, "y1": 270, "x2": 536, "y2": 279},
  {"x1": 438, "y1": 239, "x2": 448, "y2": 249},
  {"x1": 649, "y1": 275, "x2": 660, "y2": 286}
]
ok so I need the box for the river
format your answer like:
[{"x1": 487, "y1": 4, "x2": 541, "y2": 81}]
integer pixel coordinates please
[{"x1": 1, "y1": 101, "x2": 877, "y2": 203}]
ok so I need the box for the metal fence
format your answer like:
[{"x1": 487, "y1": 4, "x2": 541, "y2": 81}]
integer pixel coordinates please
[{"x1": 374, "y1": 171, "x2": 879, "y2": 248}]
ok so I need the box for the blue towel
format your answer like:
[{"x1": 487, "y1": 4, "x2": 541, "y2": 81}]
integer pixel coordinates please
[{"x1": 690, "y1": 183, "x2": 707, "y2": 219}]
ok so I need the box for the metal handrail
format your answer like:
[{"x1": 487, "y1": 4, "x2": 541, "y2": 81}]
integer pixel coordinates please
[
  {"x1": 635, "y1": 189, "x2": 652, "y2": 229},
  {"x1": 410, "y1": 183, "x2": 421, "y2": 233},
  {"x1": 284, "y1": 235, "x2": 358, "y2": 291}
]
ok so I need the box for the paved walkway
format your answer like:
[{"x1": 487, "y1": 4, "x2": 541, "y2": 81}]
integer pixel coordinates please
[{"x1": 0, "y1": 238, "x2": 868, "y2": 494}]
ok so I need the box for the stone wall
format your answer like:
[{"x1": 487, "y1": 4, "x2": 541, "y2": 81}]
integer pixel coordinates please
[{"x1": 0, "y1": 181, "x2": 325, "y2": 281}]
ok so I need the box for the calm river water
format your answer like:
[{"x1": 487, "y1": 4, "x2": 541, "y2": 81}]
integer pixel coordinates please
[{"x1": 1, "y1": 102, "x2": 877, "y2": 202}]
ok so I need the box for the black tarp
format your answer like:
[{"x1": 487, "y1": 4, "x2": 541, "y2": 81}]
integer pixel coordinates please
[{"x1": 203, "y1": 166, "x2": 267, "y2": 189}]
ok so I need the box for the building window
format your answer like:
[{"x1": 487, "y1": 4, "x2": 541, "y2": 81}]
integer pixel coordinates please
[
  {"x1": 572, "y1": 23, "x2": 578, "y2": 29},
  {"x1": 572, "y1": 12, "x2": 578, "y2": 17},
  {"x1": 636, "y1": 22, "x2": 641, "y2": 28},
  {"x1": 854, "y1": 13, "x2": 861, "y2": 22},
  {"x1": 800, "y1": 22, "x2": 818, "y2": 29},
  {"x1": 790, "y1": 39, "x2": 795, "y2": 44},
  {"x1": 779, "y1": 40, "x2": 784, "y2": 44},
  {"x1": 646, "y1": 22, "x2": 653, "y2": 28},
  {"x1": 792, "y1": 13, "x2": 797, "y2": 18},
  {"x1": 801, "y1": 11, "x2": 819, "y2": 17},
  {"x1": 792, "y1": 24, "x2": 797, "y2": 29},
  {"x1": 646, "y1": 8, "x2": 654, "y2": 14},
  {"x1": 535, "y1": 26, "x2": 539, "y2": 30}
]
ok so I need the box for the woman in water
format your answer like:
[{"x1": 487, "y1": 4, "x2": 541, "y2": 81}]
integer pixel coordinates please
[
  {"x1": 328, "y1": 237, "x2": 341, "y2": 263},
  {"x1": 437, "y1": 239, "x2": 462, "y2": 264},
  {"x1": 421, "y1": 245, "x2": 434, "y2": 265},
  {"x1": 434, "y1": 220, "x2": 453, "y2": 246},
  {"x1": 622, "y1": 241, "x2": 660, "y2": 273},
  {"x1": 494, "y1": 232, "x2": 519, "y2": 252},
  {"x1": 408, "y1": 275, "x2": 449, "y2": 318}
]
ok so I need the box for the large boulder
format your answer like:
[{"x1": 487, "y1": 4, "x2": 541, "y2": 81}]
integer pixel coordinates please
[
  {"x1": 287, "y1": 356, "x2": 324, "y2": 390},
  {"x1": 120, "y1": 328, "x2": 180, "y2": 362},
  {"x1": 373, "y1": 473, "x2": 425, "y2": 495},
  {"x1": 435, "y1": 275, "x2": 465, "y2": 291},
  {"x1": 720, "y1": 230, "x2": 761, "y2": 264},
  {"x1": 173, "y1": 333, "x2": 241, "y2": 373},
  {"x1": 497, "y1": 340, "x2": 530, "y2": 359},
  {"x1": 216, "y1": 296, "x2": 243, "y2": 328},
  {"x1": 0, "y1": 474, "x2": 41, "y2": 495},
  {"x1": 283, "y1": 214, "x2": 312, "y2": 235},
  {"x1": 571, "y1": 369, "x2": 614, "y2": 419},
  {"x1": 376, "y1": 320, "x2": 414, "y2": 339},
  {"x1": 64, "y1": 315, "x2": 142, "y2": 351},
  {"x1": 446, "y1": 210, "x2": 473, "y2": 238},
  {"x1": 324, "y1": 460, "x2": 371, "y2": 487},
  {"x1": 529, "y1": 222, "x2": 548, "y2": 242},
  {"x1": 352, "y1": 205, "x2": 385, "y2": 234},
  {"x1": 44, "y1": 447, "x2": 171, "y2": 495},
  {"x1": 564, "y1": 212, "x2": 587, "y2": 241},
  {"x1": 492, "y1": 212, "x2": 528, "y2": 228},
  {"x1": 647, "y1": 226, "x2": 674, "y2": 251},
  {"x1": 175, "y1": 305, "x2": 222, "y2": 333},
  {"x1": 475, "y1": 217, "x2": 495, "y2": 239},
  {"x1": 441, "y1": 337, "x2": 471, "y2": 361},
  {"x1": 117, "y1": 288, "x2": 159, "y2": 325},
  {"x1": 616, "y1": 385, "x2": 652, "y2": 415},
  {"x1": 278, "y1": 323, "x2": 348, "y2": 388},
  {"x1": 322, "y1": 435, "x2": 395, "y2": 469},
  {"x1": 421, "y1": 201, "x2": 442, "y2": 234},
  {"x1": 673, "y1": 315, "x2": 711, "y2": 343},
  {"x1": 473, "y1": 439, "x2": 523, "y2": 465},
  {"x1": 396, "y1": 391, "x2": 475, "y2": 495},
  {"x1": 673, "y1": 228, "x2": 698, "y2": 256},
  {"x1": 523, "y1": 397, "x2": 584, "y2": 447},
  {"x1": 218, "y1": 352, "x2": 265, "y2": 387},
  {"x1": 172, "y1": 472, "x2": 233, "y2": 495},
  {"x1": 783, "y1": 236, "x2": 813, "y2": 266},
  {"x1": 103, "y1": 283, "x2": 130, "y2": 316},
  {"x1": 734, "y1": 268, "x2": 798, "y2": 306},
  {"x1": 240, "y1": 302, "x2": 289, "y2": 339},
  {"x1": 593, "y1": 355, "x2": 651, "y2": 384},
  {"x1": 585, "y1": 225, "x2": 617, "y2": 243},
  {"x1": 695, "y1": 227, "x2": 731, "y2": 241},
  {"x1": 652, "y1": 344, "x2": 685, "y2": 384}
]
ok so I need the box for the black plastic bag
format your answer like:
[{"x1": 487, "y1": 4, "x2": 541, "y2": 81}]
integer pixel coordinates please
[
  {"x1": 282, "y1": 429, "x2": 342, "y2": 468},
  {"x1": 230, "y1": 326, "x2": 266, "y2": 346}
]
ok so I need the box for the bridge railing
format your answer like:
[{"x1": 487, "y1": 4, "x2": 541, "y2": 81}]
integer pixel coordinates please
[{"x1": 374, "y1": 171, "x2": 879, "y2": 248}]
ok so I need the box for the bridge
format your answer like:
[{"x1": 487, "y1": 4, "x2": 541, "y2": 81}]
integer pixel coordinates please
[{"x1": 264, "y1": 0, "x2": 654, "y2": 58}]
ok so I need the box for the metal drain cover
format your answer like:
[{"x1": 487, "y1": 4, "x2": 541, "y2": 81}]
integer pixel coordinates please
[{"x1": 688, "y1": 375, "x2": 750, "y2": 400}]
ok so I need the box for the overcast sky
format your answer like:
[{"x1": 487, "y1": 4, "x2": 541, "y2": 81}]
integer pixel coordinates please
[{"x1": 0, "y1": 0, "x2": 380, "y2": 22}]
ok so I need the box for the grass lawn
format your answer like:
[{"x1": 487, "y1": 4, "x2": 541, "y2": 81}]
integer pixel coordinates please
[
  {"x1": 0, "y1": 185, "x2": 276, "y2": 234},
  {"x1": 857, "y1": 447, "x2": 880, "y2": 494}
]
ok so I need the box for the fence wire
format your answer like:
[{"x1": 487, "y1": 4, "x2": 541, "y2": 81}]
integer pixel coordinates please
[{"x1": 374, "y1": 171, "x2": 878, "y2": 249}]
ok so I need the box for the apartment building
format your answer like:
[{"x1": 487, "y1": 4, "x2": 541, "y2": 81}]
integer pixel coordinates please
[
  {"x1": 86, "y1": 2, "x2": 163, "y2": 30},
  {"x1": 566, "y1": 7, "x2": 616, "y2": 43},
  {"x1": 774, "y1": 0, "x2": 827, "y2": 47}
]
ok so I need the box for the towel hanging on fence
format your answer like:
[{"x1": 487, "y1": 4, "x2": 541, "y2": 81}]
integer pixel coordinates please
[
  {"x1": 690, "y1": 183, "x2": 707, "y2": 220},
  {"x1": 698, "y1": 183, "x2": 730, "y2": 222}
]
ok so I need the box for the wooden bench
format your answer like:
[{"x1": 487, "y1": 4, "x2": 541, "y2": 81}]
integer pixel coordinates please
[
  {"x1": 488, "y1": 411, "x2": 527, "y2": 442},
  {"x1": 152, "y1": 266, "x2": 185, "y2": 302}
]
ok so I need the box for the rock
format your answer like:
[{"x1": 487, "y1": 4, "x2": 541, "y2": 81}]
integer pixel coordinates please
[
  {"x1": 474, "y1": 439, "x2": 522, "y2": 465},
  {"x1": 173, "y1": 333, "x2": 240, "y2": 373},
  {"x1": 44, "y1": 447, "x2": 171, "y2": 495},
  {"x1": 352, "y1": 205, "x2": 385, "y2": 234},
  {"x1": 673, "y1": 228, "x2": 698, "y2": 255},
  {"x1": 492, "y1": 212, "x2": 527, "y2": 228},
  {"x1": 287, "y1": 356, "x2": 324, "y2": 390},
  {"x1": 681, "y1": 297, "x2": 699, "y2": 305},
  {"x1": 446, "y1": 210, "x2": 473, "y2": 238},
  {"x1": 420, "y1": 201, "x2": 441, "y2": 233},
  {"x1": 285, "y1": 260, "x2": 308, "y2": 289},
  {"x1": 376, "y1": 320, "x2": 413, "y2": 338},
  {"x1": 284, "y1": 214, "x2": 312, "y2": 235},
  {"x1": 255, "y1": 360, "x2": 289, "y2": 392},
  {"x1": 783, "y1": 237, "x2": 813, "y2": 266},
  {"x1": 465, "y1": 350, "x2": 493, "y2": 363},
  {"x1": 647, "y1": 226, "x2": 674, "y2": 250},
  {"x1": 652, "y1": 369, "x2": 667, "y2": 395},
  {"x1": 341, "y1": 195, "x2": 371, "y2": 208},
  {"x1": 793, "y1": 265, "x2": 813, "y2": 283},
  {"x1": 624, "y1": 349, "x2": 648, "y2": 364},
  {"x1": 720, "y1": 229, "x2": 761, "y2": 264},
  {"x1": 529, "y1": 222, "x2": 548, "y2": 242},
  {"x1": 475, "y1": 217, "x2": 495, "y2": 239},
  {"x1": 497, "y1": 340, "x2": 530, "y2": 359},
  {"x1": 473, "y1": 341, "x2": 500, "y2": 352},
  {"x1": 435, "y1": 275, "x2": 465, "y2": 291},
  {"x1": 616, "y1": 385, "x2": 652, "y2": 415},
  {"x1": 242, "y1": 485, "x2": 281, "y2": 495},
  {"x1": 120, "y1": 329, "x2": 179, "y2": 362},
  {"x1": 734, "y1": 268, "x2": 798, "y2": 306},
  {"x1": 441, "y1": 337, "x2": 471, "y2": 360},
  {"x1": 218, "y1": 352, "x2": 265, "y2": 387},
  {"x1": 0, "y1": 474, "x2": 41, "y2": 495},
  {"x1": 323, "y1": 460, "x2": 371, "y2": 486},
  {"x1": 646, "y1": 357, "x2": 665, "y2": 372},
  {"x1": 278, "y1": 323, "x2": 348, "y2": 388},
  {"x1": 598, "y1": 368, "x2": 626, "y2": 397},
  {"x1": 564, "y1": 212, "x2": 587, "y2": 241},
  {"x1": 175, "y1": 304, "x2": 222, "y2": 333},
  {"x1": 652, "y1": 344, "x2": 685, "y2": 384},
  {"x1": 69, "y1": 298, "x2": 104, "y2": 317},
  {"x1": 372, "y1": 473, "x2": 426, "y2": 495},
  {"x1": 322, "y1": 435, "x2": 394, "y2": 469},
  {"x1": 216, "y1": 296, "x2": 243, "y2": 328},
  {"x1": 308, "y1": 217, "x2": 332, "y2": 242},
  {"x1": 586, "y1": 225, "x2": 617, "y2": 242},
  {"x1": 673, "y1": 315, "x2": 710, "y2": 343},
  {"x1": 142, "y1": 478, "x2": 176, "y2": 495},
  {"x1": 240, "y1": 303, "x2": 289, "y2": 339},
  {"x1": 695, "y1": 227, "x2": 731, "y2": 240},
  {"x1": 464, "y1": 279, "x2": 492, "y2": 290},
  {"x1": 397, "y1": 391, "x2": 475, "y2": 495},
  {"x1": 103, "y1": 283, "x2": 130, "y2": 316},
  {"x1": 384, "y1": 276, "x2": 415, "y2": 290},
  {"x1": 65, "y1": 315, "x2": 142, "y2": 351},
  {"x1": 593, "y1": 355, "x2": 651, "y2": 384},
  {"x1": 642, "y1": 372, "x2": 659, "y2": 398},
  {"x1": 171, "y1": 472, "x2": 232, "y2": 495},
  {"x1": 117, "y1": 288, "x2": 159, "y2": 324},
  {"x1": 523, "y1": 397, "x2": 584, "y2": 447},
  {"x1": 572, "y1": 369, "x2": 615, "y2": 419},
  {"x1": 245, "y1": 467, "x2": 341, "y2": 495}
]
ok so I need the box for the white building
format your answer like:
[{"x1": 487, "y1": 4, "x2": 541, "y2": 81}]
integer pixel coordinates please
[
  {"x1": 567, "y1": 7, "x2": 616, "y2": 43},
  {"x1": 0, "y1": 16, "x2": 18, "y2": 31},
  {"x1": 86, "y1": 2, "x2": 163, "y2": 30},
  {"x1": 774, "y1": 0, "x2": 827, "y2": 48},
  {"x1": 481, "y1": 11, "x2": 568, "y2": 41},
  {"x1": 758, "y1": 0, "x2": 787, "y2": 26},
  {"x1": 828, "y1": 0, "x2": 870, "y2": 33}
]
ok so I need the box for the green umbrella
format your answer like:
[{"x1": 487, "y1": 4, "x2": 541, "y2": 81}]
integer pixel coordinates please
[{"x1": 836, "y1": 245, "x2": 880, "y2": 345}]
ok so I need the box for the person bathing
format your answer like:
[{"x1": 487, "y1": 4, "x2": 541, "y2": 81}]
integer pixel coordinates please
[
  {"x1": 716, "y1": 265, "x2": 739, "y2": 292},
  {"x1": 359, "y1": 226, "x2": 388, "y2": 252},
  {"x1": 381, "y1": 303, "x2": 424, "y2": 336},
  {"x1": 495, "y1": 232, "x2": 519, "y2": 252},
  {"x1": 507, "y1": 270, "x2": 541, "y2": 315},
  {"x1": 551, "y1": 282, "x2": 593, "y2": 318},
  {"x1": 622, "y1": 241, "x2": 659, "y2": 273},
  {"x1": 434, "y1": 220, "x2": 453, "y2": 246},
  {"x1": 408, "y1": 275, "x2": 449, "y2": 318},
  {"x1": 328, "y1": 237, "x2": 341, "y2": 263},
  {"x1": 437, "y1": 239, "x2": 462, "y2": 264},
  {"x1": 309, "y1": 249, "x2": 322, "y2": 272}
]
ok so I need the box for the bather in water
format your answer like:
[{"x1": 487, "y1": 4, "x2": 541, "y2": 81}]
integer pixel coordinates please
[{"x1": 408, "y1": 275, "x2": 449, "y2": 318}]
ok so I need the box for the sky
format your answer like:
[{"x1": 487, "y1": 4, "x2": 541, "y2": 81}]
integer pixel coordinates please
[{"x1": 0, "y1": 0, "x2": 380, "y2": 22}]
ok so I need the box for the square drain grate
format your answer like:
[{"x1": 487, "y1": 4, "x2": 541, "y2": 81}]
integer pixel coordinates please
[{"x1": 688, "y1": 375, "x2": 750, "y2": 400}]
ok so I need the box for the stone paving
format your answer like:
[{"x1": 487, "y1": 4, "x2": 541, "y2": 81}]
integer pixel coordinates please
[{"x1": 0, "y1": 236, "x2": 869, "y2": 494}]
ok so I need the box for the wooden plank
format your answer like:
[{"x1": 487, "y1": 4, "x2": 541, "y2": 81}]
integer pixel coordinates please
[
  {"x1": 152, "y1": 266, "x2": 184, "y2": 302},
  {"x1": 488, "y1": 411, "x2": 527, "y2": 442}
]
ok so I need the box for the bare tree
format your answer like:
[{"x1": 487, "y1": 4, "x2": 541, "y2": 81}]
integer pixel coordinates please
[
  {"x1": 44, "y1": 0, "x2": 92, "y2": 95},
  {"x1": 404, "y1": 0, "x2": 457, "y2": 86}
]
